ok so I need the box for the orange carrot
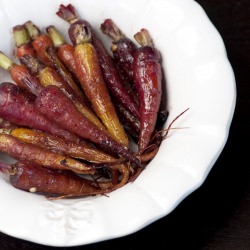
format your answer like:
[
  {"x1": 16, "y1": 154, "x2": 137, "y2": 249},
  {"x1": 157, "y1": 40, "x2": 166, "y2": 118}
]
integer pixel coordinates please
[
  {"x1": 24, "y1": 20, "x2": 84, "y2": 99},
  {"x1": 12, "y1": 24, "x2": 36, "y2": 59},
  {"x1": 0, "y1": 51, "x2": 43, "y2": 96},
  {"x1": 46, "y1": 25, "x2": 77, "y2": 75},
  {"x1": 24, "y1": 21, "x2": 54, "y2": 67}
]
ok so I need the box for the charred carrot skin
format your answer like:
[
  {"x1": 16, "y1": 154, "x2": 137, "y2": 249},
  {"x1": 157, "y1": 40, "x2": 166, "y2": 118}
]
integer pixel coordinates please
[
  {"x1": 0, "y1": 51, "x2": 43, "y2": 96},
  {"x1": 0, "y1": 127, "x2": 117, "y2": 164},
  {"x1": 20, "y1": 54, "x2": 105, "y2": 131},
  {"x1": 133, "y1": 29, "x2": 162, "y2": 153},
  {"x1": 0, "y1": 133, "x2": 95, "y2": 174},
  {"x1": 0, "y1": 82, "x2": 80, "y2": 143},
  {"x1": 35, "y1": 85, "x2": 142, "y2": 168}
]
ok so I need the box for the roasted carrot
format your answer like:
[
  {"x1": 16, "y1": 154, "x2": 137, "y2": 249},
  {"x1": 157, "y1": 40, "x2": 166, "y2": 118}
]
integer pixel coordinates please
[
  {"x1": 114, "y1": 102, "x2": 140, "y2": 142},
  {"x1": 100, "y1": 19, "x2": 139, "y2": 103},
  {"x1": 20, "y1": 54, "x2": 105, "y2": 131},
  {"x1": 0, "y1": 51, "x2": 43, "y2": 96},
  {"x1": 133, "y1": 29, "x2": 163, "y2": 153},
  {"x1": 0, "y1": 127, "x2": 118, "y2": 164},
  {"x1": 0, "y1": 160, "x2": 131, "y2": 198},
  {"x1": 0, "y1": 82, "x2": 80, "y2": 143},
  {"x1": 47, "y1": 25, "x2": 139, "y2": 142},
  {"x1": 0, "y1": 161, "x2": 103, "y2": 197},
  {"x1": 102, "y1": 20, "x2": 169, "y2": 133},
  {"x1": 0, "y1": 133, "x2": 95, "y2": 174},
  {"x1": 35, "y1": 85, "x2": 142, "y2": 168},
  {"x1": 46, "y1": 25, "x2": 77, "y2": 76},
  {"x1": 24, "y1": 20, "x2": 54, "y2": 67},
  {"x1": 54, "y1": 21, "x2": 128, "y2": 145},
  {"x1": 12, "y1": 24, "x2": 36, "y2": 59},
  {"x1": 74, "y1": 41, "x2": 129, "y2": 145},
  {"x1": 57, "y1": 4, "x2": 140, "y2": 120},
  {"x1": 101, "y1": 18, "x2": 138, "y2": 84},
  {"x1": 24, "y1": 20, "x2": 84, "y2": 100}
]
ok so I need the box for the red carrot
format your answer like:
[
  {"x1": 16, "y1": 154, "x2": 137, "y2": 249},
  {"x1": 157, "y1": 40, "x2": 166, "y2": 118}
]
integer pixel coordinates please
[
  {"x1": 133, "y1": 29, "x2": 163, "y2": 153},
  {"x1": 0, "y1": 161, "x2": 102, "y2": 197},
  {"x1": 0, "y1": 82, "x2": 80, "y2": 143},
  {"x1": 35, "y1": 85, "x2": 142, "y2": 168},
  {"x1": 101, "y1": 19, "x2": 169, "y2": 132}
]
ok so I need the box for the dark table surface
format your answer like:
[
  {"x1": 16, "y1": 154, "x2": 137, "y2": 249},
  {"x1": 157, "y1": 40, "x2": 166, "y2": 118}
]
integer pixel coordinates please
[{"x1": 1, "y1": 0, "x2": 249, "y2": 249}]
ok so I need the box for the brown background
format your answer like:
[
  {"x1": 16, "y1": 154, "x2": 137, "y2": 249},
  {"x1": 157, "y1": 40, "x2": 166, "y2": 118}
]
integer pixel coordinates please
[{"x1": 0, "y1": 0, "x2": 249, "y2": 249}]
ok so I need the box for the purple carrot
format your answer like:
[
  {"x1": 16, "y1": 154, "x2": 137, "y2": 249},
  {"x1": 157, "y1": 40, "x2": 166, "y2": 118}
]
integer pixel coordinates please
[
  {"x1": 100, "y1": 18, "x2": 138, "y2": 84},
  {"x1": 35, "y1": 85, "x2": 142, "y2": 168},
  {"x1": 0, "y1": 82, "x2": 80, "y2": 143}
]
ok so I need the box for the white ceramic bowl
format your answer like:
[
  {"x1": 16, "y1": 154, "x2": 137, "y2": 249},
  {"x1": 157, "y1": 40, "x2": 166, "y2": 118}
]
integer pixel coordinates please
[{"x1": 0, "y1": 0, "x2": 236, "y2": 247}]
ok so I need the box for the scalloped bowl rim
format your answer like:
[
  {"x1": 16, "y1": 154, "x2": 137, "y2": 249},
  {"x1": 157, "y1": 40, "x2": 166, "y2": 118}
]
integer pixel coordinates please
[{"x1": 0, "y1": 0, "x2": 236, "y2": 247}]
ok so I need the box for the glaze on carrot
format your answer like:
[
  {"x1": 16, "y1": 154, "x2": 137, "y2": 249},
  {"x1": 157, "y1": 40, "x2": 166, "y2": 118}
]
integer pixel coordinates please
[
  {"x1": 133, "y1": 29, "x2": 162, "y2": 153},
  {"x1": 61, "y1": 21, "x2": 129, "y2": 146},
  {"x1": 0, "y1": 133, "x2": 95, "y2": 174},
  {"x1": 0, "y1": 82, "x2": 80, "y2": 143},
  {"x1": 0, "y1": 127, "x2": 118, "y2": 164},
  {"x1": 0, "y1": 161, "x2": 102, "y2": 197},
  {"x1": 35, "y1": 85, "x2": 142, "y2": 168},
  {"x1": 46, "y1": 25, "x2": 77, "y2": 76},
  {"x1": 20, "y1": 54, "x2": 105, "y2": 131},
  {"x1": 101, "y1": 18, "x2": 138, "y2": 84},
  {"x1": 57, "y1": 4, "x2": 140, "y2": 120}
]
